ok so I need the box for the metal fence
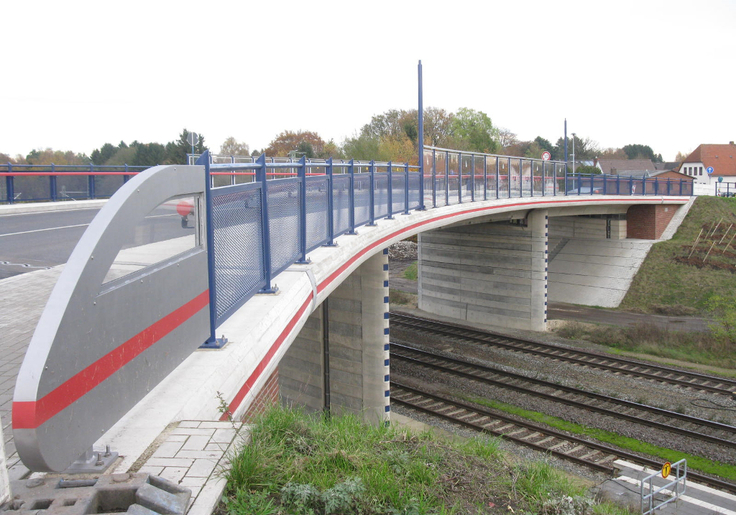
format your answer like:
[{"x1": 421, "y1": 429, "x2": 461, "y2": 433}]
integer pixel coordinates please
[
  {"x1": 201, "y1": 153, "x2": 422, "y2": 328},
  {"x1": 0, "y1": 164, "x2": 148, "y2": 203}
]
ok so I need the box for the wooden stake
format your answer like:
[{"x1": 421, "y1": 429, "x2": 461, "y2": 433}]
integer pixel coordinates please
[
  {"x1": 720, "y1": 224, "x2": 733, "y2": 244},
  {"x1": 704, "y1": 241, "x2": 716, "y2": 262},
  {"x1": 688, "y1": 228, "x2": 703, "y2": 259}
]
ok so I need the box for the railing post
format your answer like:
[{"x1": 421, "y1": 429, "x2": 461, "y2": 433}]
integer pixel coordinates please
[
  {"x1": 368, "y1": 160, "x2": 376, "y2": 226},
  {"x1": 50, "y1": 164, "x2": 57, "y2": 201},
  {"x1": 432, "y1": 148, "x2": 437, "y2": 208},
  {"x1": 296, "y1": 156, "x2": 309, "y2": 262},
  {"x1": 564, "y1": 162, "x2": 568, "y2": 194},
  {"x1": 123, "y1": 164, "x2": 130, "y2": 183},
  {"x1": 386, "y1": 161, "x2": 394, "y2": 219},
  {"x1": 507, "y1": 157, "x2": 512, "y2": 198},
  {"x1": 348, "y1": 159, "x2": 356, "y2": 234},
  {"x1": 258, "y1": 154, "x2": 277, "y2": 294},
  {"x1": 654, "y1": 177, "x2": 659, "y2": 195},
  {"x1": 496, "y1": 158, "x2": 500, "y2": 199},
  {"x1": 403, "y1": 162, "x2": 410, "y2": 214},
  {"x1": 445, "y1": 151, "x2": 449, "y2": 205},
  {"x1": 483, "y1": 155, "x2": 488, "y2": 201},
  {"x1": 530, "y1": 161, "x2": 535, "y2": 197},
  {"x1": 642, "y1": 176, "x2": 646, "y2": 195},
  {"x1": 541, "y1": 161, "x2": 545, "y2": 197},
  {"x1": 457, "y1": 154, "x2": 463, "y2": 204},
  {"x1": 470, "y1": 154, "x2": 476, "y2": 202},
  {"x1": 88, "y1": 163, "x2": 96, "y2": 199},
  {"x1": 326, "y1": 157, "x2": 337, "y2": 245},
  {"x1": 6, "y1": 164, "x2": 14, "y2": 204},
  {"x1": 199, "y1": 150, "x2": 226, "y2": 348}
]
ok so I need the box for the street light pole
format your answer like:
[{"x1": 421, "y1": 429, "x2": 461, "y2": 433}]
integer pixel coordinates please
[{"x1": 571, "y1": 133, "x2": 576, "y2": 175}]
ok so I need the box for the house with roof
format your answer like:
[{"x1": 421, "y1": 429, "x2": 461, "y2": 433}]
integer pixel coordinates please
[
  {"x1": 680, "y1": 142, "x2": 736, "y2": 195},
  {"x1": 594, "y1": 158, "x2": 657, "y2": 176}
]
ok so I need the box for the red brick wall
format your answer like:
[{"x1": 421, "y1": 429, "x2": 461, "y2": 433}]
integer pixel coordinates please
[
  {"x1": 241, "y1": 368, "x2": 280, "y2": 422},
  {"x1": 627, "y1": 205, "x2": 678, "y2": 239}
]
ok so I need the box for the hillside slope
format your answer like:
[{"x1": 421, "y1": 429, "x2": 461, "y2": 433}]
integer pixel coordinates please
[{"x1": 621, "y1": 196, "x2": 736, "y2": 314}]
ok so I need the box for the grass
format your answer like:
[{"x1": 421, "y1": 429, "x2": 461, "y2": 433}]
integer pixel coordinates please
[
  {"x1": 467, "y1": 396, "x2": 736, "y2": 482},
  {"x1": 554, "y1": 321, "x2": 736, "y2": 370},
  {"x1": 220, "y1": 405, "x2": 630, "y2": 514},
  {"x1": 404, "y1": 262, "x2": 418, "y2": 281},
  {"x1": 621, "y1": 196, "x2": 736, "y2": 313}
]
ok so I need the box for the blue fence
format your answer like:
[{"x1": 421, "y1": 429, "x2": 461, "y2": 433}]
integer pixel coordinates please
[
  {"x1": 198, "y1": 147, "x2": 693, "y2": 336},
  {"x1": 0, "y1": 163, "x2": 148, "y2": 203}
]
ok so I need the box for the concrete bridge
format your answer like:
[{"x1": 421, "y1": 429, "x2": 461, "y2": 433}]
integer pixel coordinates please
[{"x1": 1, "y1": 145, "x2": 692, "y2": 512}]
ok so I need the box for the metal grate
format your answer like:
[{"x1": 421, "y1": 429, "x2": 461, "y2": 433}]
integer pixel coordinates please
[
  {"x1": 333, "y1": 174, "x2": 351, "y2": 236},
  {"x1": 354, "y1": 173, "x2": 370, "y2": 226},
  {"x1": 392, "y1": 171, "x2": 407, "y2": 215},
  {"x1": 374, "y1": 173, "x2": 389, "y2": 219},
  {"x1": 211, "y1": 185, "x2": 265, "y2": 323},
  {"x1": 267, "y1": 178, "x2": 301, "y2": 277},
  {"x1": 305, "y1": 176, "x2": 329, "y2": 252}
]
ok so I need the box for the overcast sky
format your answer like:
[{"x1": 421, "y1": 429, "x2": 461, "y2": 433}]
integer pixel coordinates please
[{"x1": 3, "y1": 0, "x2": 734, "y2": 162}]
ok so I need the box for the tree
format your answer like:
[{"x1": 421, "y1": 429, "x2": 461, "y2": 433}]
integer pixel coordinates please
[
  {"x1": 423, "y1": 107, "x2": 454, "y2": 147},
  {"x1": 25, "y1": 148, "x2": 89, "y2": 165},
  {"x1": 90, "y1": 143, "x2": 118, "y2": 165},
  {"x1": 166, "y1": 129, "x2": 207, "y2": 164},
  {"x1": 449, "y1": 108, "x2": 500, "y2": 154},
  {"x1": 675, "y1": 150, "x2": 691, "y2": 162},
  {"x1": 574, "y1": 165, "x2": 601, "y2": 175},
  {"x1": 132, "y1": 142, "x2": 167, "y2": 166},
  {"x1": 219, "y1": 137, "x2": 250, "y2": 157},
  {"x1": 622, "y1": 144, "x2": 661, "y2": 162},
  {"x1": 497, "y1": 128, "x2": 519, "y2": 150},
  {"x1": 265, "y1": 130, "x2": 329, "y2": 158}
]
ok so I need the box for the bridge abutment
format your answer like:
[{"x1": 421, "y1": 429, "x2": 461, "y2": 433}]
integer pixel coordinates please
[
  {"x1": 279, "y1": 251, "x2": 390, "y2": 424},
  {"x1": 418, "y1": 209, "x2": 549, "y2": 331}
]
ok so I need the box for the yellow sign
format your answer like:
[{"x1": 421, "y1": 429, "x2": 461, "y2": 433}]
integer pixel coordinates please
[{"x1": 662, "y1": 461, "x2": 672, "y2": 479}]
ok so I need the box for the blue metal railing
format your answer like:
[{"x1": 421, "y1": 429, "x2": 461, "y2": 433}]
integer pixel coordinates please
[
  {"x1": 0, "y1": 163, "x2": 149, "y2": 203},
  {"x1": 199, "y1": 148, "x2": 692, "y2": 343}
]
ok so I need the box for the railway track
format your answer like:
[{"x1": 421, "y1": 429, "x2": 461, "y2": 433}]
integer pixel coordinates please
[
  {"x1": 390, "y1": 342, "x2": 736, "y2": 451},
  {"x1": 390, "y1": 312, "x2": 736, "y2": 398},
  {"x1": 391, "y1": 381, "x2": 736, "y2": 495}
]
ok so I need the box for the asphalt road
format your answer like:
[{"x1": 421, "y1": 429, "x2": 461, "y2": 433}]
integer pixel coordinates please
[{"x1": 0, "y1": 208, "x2": 100, "y2": 280}]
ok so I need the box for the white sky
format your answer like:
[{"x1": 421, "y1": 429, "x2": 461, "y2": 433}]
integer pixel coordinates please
[{"x1": 3, "y1": 0, "x2": 735, "y2": 162}]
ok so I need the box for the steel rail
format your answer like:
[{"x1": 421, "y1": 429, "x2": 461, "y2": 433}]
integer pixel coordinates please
[
  {"x1": 391, "y1": 343, "x2": 736, "y2": 449},
  {"x1": 391, "y1": 381, "x2": 736, "y2": 495},
  {"x1": 390, "y1": 312, "x2": 736, "y2": 397}
]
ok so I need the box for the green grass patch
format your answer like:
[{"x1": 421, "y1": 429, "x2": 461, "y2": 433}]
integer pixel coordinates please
[
  {"x1": 621, "y1": 196, "x2": 736, "y2": 314},
  {"x1": 221, "y1": 405, "x2": 627, "y2": 514},
  {"x1": 554, "y1": 322, "x2": 736, "y2": 370},
  {"x1": 467, "y1": 396, "x2": 736, "y2": 481},
  {"x1": 403, "y1": 261, "x2": 418, "y2": 281}
]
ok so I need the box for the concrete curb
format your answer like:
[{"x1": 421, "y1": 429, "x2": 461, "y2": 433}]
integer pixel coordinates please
[{"x1": 0, "y1": 199, "x2": 107, "y2": 216}]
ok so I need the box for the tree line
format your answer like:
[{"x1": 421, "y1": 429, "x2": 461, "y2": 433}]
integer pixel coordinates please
[{"x1": 1, "y1": 110, "x2": 670, "y2": 167}]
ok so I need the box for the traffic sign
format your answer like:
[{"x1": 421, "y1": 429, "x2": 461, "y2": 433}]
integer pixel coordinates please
[
  {"x1": 662, "y1": 461, "x2": 671, "y2": 478},
  {"x1": 718, "y1": 176, "x2": 723, "y2": 183},
  {"x1": 542, "y1": 151, "x2": 551, "y2": 161},
  {"x1": 707, "y1": 166, "x2": 714, "y2": 175},
  {"x1": 187, "y1": 132, "x2": 199, "y2": 146}
]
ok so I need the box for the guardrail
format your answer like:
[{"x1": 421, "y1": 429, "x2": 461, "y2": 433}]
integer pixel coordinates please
[{"x1": 0, "y1": 164, "x2": 149, "y2": 203}]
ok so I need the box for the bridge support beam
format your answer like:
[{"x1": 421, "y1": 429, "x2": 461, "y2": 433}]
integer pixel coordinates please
[
  {"x1": 418, "y1": 210, "x2": 549, "y2": 332},
  {"x1": 279, "y1": 251, "x2": 390, "y2": 424}
]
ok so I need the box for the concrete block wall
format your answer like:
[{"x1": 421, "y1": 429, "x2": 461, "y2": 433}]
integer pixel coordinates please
[
  {"x1": 627, "y1": 205, "x2": 677, "y2": 239},
  {"x1": 418, "y1": 210, "x2": 549, "y2": 331},
  {"x1": 279, "y1": 251, "x2": 390, "y2": 425},
  {"x1": 242, "y1": 369, "x2": 280, "y2": 423},
  {"x1": 549, "y1": 216, "x2": 626, "y2": 240}
]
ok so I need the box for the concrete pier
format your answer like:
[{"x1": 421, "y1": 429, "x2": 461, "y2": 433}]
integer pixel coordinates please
[
  {"x1": 417, "y1": 210, "x2": 549, "y2": 332},
  {"x1": 280, "y1": 250, "x2": 390, "y2": 424}
]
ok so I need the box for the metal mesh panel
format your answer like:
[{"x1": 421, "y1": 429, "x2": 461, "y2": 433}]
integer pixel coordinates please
[
  {"x1": 392, "y1": 171, "x2": 407, "y2": 214},
  {"x1": 374, "y1": 173, "x2": 389, "y2": 218},
  {"x1": 473, "y1": 156, "x2": 485, "y2": 199},
  {"x1": 486, "y1": 156, "x2": 498, "y2": 199},
  {"x1": 434, "y1": 151, "x2": 449, "y2": 206},
  {"x1": 354, "y1": 173, "x2": 370, "y2": 226},
  {"x1": 460, "y1": 155, "x2": 473, "y2": 201},
  {"x1": 211, "y1": 185, "x2": 265, "y2": 323},
  {"x1": 521, "y1": 160, "x2": 532, "y2": 196},
  {"x1": 306, "y1": 176, "x2": 329, "y2": 252},
  {"x1": 408, "y1": 172, "x2": 421, "y2": 209},
  {"x1": 332, "y1": 174, "x2": 351, "y2": 236},
  {"x1": 447, "y1": 153, "x2": 460, "y2": 205},
  {"x1": 267, "y1": 178, "x2": 301, "y2": 277},
  {"x1": 57, "y1": 175, "x2": 90, "y2": 200},
  {"x1": 13, "y1": 175, "x2": 52, "y2": 201},
  {"x1": 0, "y1": 178, "x2": 7, "y2": 202},
  {"x1": 509, "y1": 160, "x2": 521, "y2": 197},
  {"x1": 499, "y1": 159, "x2": 510, "y2": 198},
  {"x1": 94, "y1": 175, "x2": 126, "y2": 198}
]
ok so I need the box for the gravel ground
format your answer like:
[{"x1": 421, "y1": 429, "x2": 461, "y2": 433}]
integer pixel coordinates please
[{"x1": 386, "y1": 241, "x2": 736, "y2": 483}]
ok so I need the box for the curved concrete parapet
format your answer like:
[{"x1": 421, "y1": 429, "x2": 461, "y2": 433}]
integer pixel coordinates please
[{"x1": 13, "y1": 165, "x2": 210, "y2": 472}]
